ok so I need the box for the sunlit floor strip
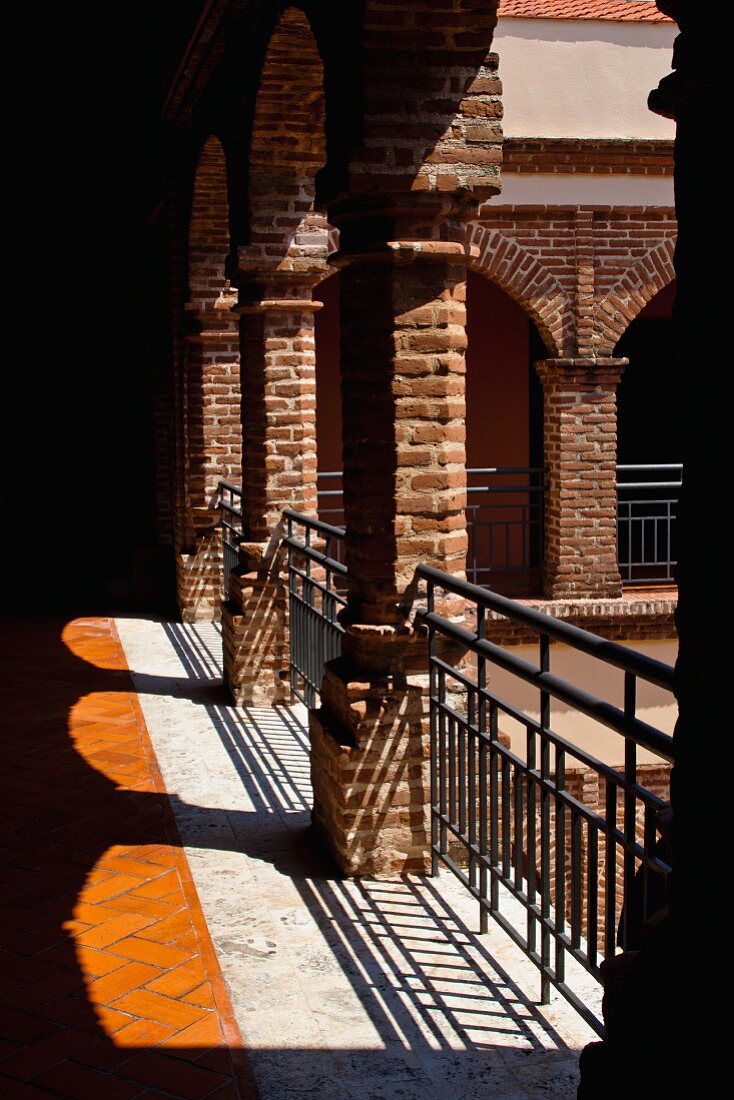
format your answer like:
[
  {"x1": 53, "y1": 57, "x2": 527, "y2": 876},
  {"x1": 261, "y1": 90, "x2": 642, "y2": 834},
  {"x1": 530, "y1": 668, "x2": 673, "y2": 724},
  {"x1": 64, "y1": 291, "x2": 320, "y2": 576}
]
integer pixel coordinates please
[{"x1": 116, "y1": 616, "x2": 601, "y2": 1100}]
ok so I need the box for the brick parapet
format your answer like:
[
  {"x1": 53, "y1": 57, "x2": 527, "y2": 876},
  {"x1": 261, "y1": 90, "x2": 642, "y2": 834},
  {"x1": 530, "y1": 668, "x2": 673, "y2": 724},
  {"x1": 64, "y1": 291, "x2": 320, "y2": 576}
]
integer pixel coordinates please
[
  {"x1": 502, "y1": 138, "x2": 674, "y2": 175},
  {"x1": 471, "y1": 593, "x2": 677, "y2": 644}
]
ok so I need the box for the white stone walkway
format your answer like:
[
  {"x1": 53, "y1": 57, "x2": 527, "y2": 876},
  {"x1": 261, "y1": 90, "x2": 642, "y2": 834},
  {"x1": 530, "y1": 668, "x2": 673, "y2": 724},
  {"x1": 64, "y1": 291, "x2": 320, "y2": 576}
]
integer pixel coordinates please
[{"x1": 115, "y1": 617, "x2": 600, "y2": 1100}]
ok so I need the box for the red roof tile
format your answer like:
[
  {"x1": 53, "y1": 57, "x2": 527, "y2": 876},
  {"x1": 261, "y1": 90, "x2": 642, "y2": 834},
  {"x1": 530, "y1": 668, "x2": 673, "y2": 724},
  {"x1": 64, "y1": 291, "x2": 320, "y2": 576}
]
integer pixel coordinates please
[{"x1": 499, "y1": 1, "x2": 672, "y2": 21}]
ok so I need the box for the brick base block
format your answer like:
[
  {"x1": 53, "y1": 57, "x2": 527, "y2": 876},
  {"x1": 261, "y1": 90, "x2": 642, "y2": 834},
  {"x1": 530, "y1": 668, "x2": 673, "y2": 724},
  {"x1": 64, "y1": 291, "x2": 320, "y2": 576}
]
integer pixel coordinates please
[
  {"x1": 221, "y1": 557, "x2": 289, "y2": 705},
  {"x1": 310, "y1": 658, "x2": 431, "y2": 876},
  {"x1": 176, "y1": 532, "x2": 224, "y2": 622}
]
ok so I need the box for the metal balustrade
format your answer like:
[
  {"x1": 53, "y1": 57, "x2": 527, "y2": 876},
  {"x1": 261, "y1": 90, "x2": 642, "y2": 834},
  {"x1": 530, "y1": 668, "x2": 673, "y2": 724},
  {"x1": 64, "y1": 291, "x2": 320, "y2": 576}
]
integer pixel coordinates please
[
  {"x1": 417, "y1": 563, "x2": 675, "y2": 1035},
  {"x1": 616, "y1": 464, "x2": 682, "y2": 585},
  {"x1": 218, "y1": 481, "x2": 243, "y2": 600},
  {"x1": 283, "y1": 509, "x2": 347, "y2": 708}
]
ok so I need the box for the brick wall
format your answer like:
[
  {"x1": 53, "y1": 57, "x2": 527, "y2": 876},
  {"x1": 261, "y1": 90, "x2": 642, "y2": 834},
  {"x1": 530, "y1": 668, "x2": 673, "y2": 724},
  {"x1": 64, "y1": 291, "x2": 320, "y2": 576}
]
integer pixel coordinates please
[{"x1": 469, "y1": 207, "x2": 676, "y2": 357}]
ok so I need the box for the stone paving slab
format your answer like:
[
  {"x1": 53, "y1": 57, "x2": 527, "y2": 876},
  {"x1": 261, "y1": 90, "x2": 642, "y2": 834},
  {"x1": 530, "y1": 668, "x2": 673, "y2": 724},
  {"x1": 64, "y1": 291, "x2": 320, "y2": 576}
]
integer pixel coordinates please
[{"x1": 116, "y1": 617, "x2": 601, "y2": 1100}]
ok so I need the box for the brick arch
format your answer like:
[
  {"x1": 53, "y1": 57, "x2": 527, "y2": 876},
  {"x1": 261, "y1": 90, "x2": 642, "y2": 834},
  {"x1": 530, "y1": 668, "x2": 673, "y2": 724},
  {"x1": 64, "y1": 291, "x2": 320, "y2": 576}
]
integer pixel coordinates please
[
  {"x1": 188, "y1": 136, "x2": 235, "y2": 310},
  {"x1": 596, "y1": 237, "x2": 676, "y2": 353},
  {"x1": 246, "y1": 7, "x2": 331, "y2": 276},
  {"x1": 468, "y1": 224, "x2": 571, "y2": 358}
]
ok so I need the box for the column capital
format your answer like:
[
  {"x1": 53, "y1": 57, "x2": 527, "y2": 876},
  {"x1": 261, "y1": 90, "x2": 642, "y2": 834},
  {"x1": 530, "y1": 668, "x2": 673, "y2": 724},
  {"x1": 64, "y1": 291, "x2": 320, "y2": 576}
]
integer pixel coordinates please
[
  {"x1": 325, "y1": 191, "x2": 476, "y2": 261},
  {"x1": 234, "y1": 298, "x2": 324, "y2": 315},
  {"x1": 535, "y1": 356, "x2": 627, "y2": 386},
  {"x1": 330, "y1": 238, "x2": 480, "y2": 269}
]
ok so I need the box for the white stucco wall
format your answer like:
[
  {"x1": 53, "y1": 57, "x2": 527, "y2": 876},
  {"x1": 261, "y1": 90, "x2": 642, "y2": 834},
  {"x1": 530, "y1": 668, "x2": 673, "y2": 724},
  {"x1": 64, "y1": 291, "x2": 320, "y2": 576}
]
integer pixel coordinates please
[
  {"x1": 495, "y1": 17, "x2": 677, "y2": 140},
  {"x1": 496, "y1": 172, "x2": 674, "y2": 206}
]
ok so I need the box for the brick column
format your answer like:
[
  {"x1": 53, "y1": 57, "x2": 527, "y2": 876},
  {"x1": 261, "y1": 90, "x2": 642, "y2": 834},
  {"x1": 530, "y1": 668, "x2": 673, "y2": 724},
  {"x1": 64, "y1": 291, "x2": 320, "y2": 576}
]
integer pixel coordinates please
[
  {"x1": 177, "y1": 301, "x2": 241, "y2": 621},
  {"x1": 222, "y1": 291, "x2": 320, "y2": 706},
  {"x1": 536, "y1": 357, "x2": 627, "y2": 600},
  {"x1": 310, "y1": 223, "x2": 470, "y2": 876}
]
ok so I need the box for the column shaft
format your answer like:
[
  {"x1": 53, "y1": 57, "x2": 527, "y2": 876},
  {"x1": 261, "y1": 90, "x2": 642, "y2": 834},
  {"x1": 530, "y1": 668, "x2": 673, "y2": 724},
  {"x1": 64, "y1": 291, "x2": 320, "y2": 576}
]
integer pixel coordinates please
[
  {"x1": 537, "y1": 357, "x2": 626, "y2": 600},
  {"x1": 222, "y1": 295, "x2": 320, "y2": 705}
]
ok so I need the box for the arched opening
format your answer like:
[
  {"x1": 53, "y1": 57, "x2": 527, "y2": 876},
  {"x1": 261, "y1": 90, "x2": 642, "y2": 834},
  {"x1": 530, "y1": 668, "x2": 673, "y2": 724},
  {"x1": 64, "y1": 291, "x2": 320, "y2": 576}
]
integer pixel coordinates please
[
  {"x1": 177, "y1": 136, "x2": 240, "y2": 620},
  {"x1": 314, "y1": 270, "x2": 343, "y2": 525},
  {"x1": 188, "y1": 137, "x2": 233, "y2": 308},
  {"x1": 248, "y1": 7, "x2": 328, "y2": 270},
  {"x1": 465, "y1": 270, "x2": 545, "y2": 594},
  {"x1": 614, "y1": 280, "x2": 679, "y2": 585}
]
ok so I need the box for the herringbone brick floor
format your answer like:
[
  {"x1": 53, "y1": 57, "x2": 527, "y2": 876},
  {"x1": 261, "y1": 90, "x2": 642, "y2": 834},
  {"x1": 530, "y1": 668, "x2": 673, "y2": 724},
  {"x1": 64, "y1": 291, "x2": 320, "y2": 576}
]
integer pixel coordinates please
[{"x1": 0, "y1": 616, "x2": 257, "y2": 1099}]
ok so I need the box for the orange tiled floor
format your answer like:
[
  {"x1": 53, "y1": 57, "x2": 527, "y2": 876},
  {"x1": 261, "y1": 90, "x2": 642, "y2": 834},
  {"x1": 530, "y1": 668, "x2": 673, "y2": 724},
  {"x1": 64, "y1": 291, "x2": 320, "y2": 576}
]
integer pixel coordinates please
[{"x1": 0, "y1": 617, "x2": 257, "y2": 1098}]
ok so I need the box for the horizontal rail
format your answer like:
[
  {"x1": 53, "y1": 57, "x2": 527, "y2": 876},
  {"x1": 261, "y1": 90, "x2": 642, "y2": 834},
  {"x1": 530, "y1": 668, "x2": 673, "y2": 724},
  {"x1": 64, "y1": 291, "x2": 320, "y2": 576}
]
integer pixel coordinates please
[{"x1": 416, "y1": 563, "x2": 675, "y2": 692}]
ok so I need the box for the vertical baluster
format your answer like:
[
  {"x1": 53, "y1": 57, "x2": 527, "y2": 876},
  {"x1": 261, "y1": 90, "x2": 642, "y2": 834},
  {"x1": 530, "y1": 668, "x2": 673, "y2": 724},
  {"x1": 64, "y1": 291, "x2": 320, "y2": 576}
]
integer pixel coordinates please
[
  {"x1": 428, "y1": 580, "x2": 439, "y2": 877},
  {"x1": 555, "y1": 746, "x2": 566, "y2": 987},
  {"x1": 459, "y1": 717, "x2": 467, "y2": 842},
  {"x1": 539, "y1": 632, "x2": 551, "y2": 1004},
  {"x1": 478, "y1": 607, "x2": 489, "y2": 933},
  {"x1": 526, "y1": 723, "x2": 537, "y2": 959},
  {"x1": 621, "y1": 673, "x2": 637, "y2": 951},
  {"x1": 604, "y1": 778, "x2": 618, "y2": 959},
  {"x1": 514, "y1": 758, "x2": 524, "y2": 893},
  {"x1": 468, "y1": 686, "x2": 477, "y2": 890},
  {"x1": 643, "y1": 801, "x2": 656, "y2": 926},
  {"x1": 448, "y1": 715, "x2": 457, "y2": 834},
  {"x1": 501, "y1": 747, "x2": 511, "y2": 882},
  {"x1": 439, "y1": 664, "x2": 447, "y2": 859},
  {"x1": 587, "y1": 823, "x2": 599, "y2": 972},
  {"x1": 489, "y1": 700, "x2": 500, "y2": 914},
  {"x1": 571, "y1": 809, "x2": 582, "y2": 951}
]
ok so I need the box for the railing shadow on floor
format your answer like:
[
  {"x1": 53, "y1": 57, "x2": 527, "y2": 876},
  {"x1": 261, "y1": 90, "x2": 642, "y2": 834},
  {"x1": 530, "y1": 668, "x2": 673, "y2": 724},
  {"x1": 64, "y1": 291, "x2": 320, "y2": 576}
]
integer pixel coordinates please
[{"x1": 151, "y1": 621, "x2": 593, "y2": 1096}]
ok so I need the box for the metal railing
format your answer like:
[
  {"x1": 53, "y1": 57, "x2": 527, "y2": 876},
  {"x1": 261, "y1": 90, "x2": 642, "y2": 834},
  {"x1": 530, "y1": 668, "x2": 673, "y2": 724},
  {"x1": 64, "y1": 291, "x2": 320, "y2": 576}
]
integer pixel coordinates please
[
  {"x1": 218, "y1": 480, "x2": 243, "y2": 600},
  {"x1": 317, "y1": 468, "x2": 544, "y2": 593},
  {"x1": 418, "y1": 563, "x2": 675, "y2": 1035},
  {"x1": 616, "y1": 464, "x2": 682, "y2": 585},
  {"x1": 284, "y1": 509, "x2": 347, "y2": 708},
  {"x1": 466, "y1": 467, "x2": 544, "y2": 592}
]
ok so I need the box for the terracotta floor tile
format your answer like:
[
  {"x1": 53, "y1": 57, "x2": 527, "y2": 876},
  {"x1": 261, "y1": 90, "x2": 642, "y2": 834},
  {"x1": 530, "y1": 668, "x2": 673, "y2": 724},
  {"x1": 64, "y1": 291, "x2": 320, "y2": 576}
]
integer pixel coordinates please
[
  {"x1": 146, "y1": 959, "x2": 207, "y2": 999},
  {"x1": 109, "y1": 1017, "x2": 177, "y2": 1049},
  {"x1": 73, "y1": 947, "x2": 127, "y2": 978},
  {"x1": 96, "y1": 855, "x2": 175, "y2": 879},
  {"x1": 183, "y1": 982, "x2": 215, "y2": 1009},
  {"x1": 0, "y1": 1007, "x2": 58, "y2": 1046},
  {"x1": 0, "y1": 1076, "x2": 58, "y2": 1098},
  {"x1": 82, "y1": 875, "x2": 147, "y2": 906},
  {"x1": 85, "y1": 961, "x2": 162, "y2": 1006},
  {"x1": 108, "y1": 937, "x2": 194, "y2": 969},
  {"x1": 160, "y1": 1013, "x2": 224, "y2": 1051},
  {"x1": 129, "y1": 870, "x2": 181, "y2": 901},
  {"x1": 74, "y1": 913, "x2": 156, "y2": 950},
  {"x1": 103, "y1": 894, "x2": 183, "y2": 920},
  {"x1": 109, "y1": 989, "x2": 207, "y2": 1031},
  {"x1": 193, "y1": 1046, "x2": 235, "y2": 1077},
  {"x1": 0, "y1": 1027, "x2": 98, "y2": 1083},
  {"x1": 114, "y1": 1050, "x2": 229, "y2": 1100},
  {"x1": 33, "y1": 1058, "x2": 142, "y2": 1100},
  {"x1": 1, "y1": 618, "x2": 251, "y2": 1100},
  {"x1": 136, "y1": 911, "x2": 193, "y2": 945}
]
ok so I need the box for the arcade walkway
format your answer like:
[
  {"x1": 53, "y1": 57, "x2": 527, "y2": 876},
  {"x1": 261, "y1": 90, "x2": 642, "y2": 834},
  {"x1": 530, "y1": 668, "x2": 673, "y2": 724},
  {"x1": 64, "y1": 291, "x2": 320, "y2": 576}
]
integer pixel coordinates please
[{"x1": 1, "y1": 616, "x2": 599, "y2": 1099}]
